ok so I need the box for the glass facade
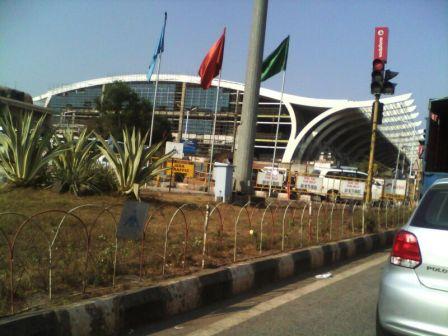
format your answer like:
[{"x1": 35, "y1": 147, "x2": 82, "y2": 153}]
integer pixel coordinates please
[
  {"x1": 49, "y1": 86, "x2": 102, "y2": 113},
  {"x1": 185, "y1": 86, "x2": 230, "y2": 112},
  {"x1": 43, "y1": 80, "x2": 291, "y2": 161}
]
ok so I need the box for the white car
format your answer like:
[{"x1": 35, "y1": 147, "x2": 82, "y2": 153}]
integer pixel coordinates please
[
  {"x1": 377, "y1": 178, "x2": 448, "y2": 335},
  {"x1": 311, "y1": 168, "x2": 383, "y2": 201}
]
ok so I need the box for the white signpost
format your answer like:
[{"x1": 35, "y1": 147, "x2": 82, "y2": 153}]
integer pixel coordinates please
[{"x1": 165, "y1": 141, "x2": 184, "y2": 159}]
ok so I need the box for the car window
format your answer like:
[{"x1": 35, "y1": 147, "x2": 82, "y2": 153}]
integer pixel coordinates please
[
  {"x1": 356, "y1": 172, "x2": 367, "y2": 179},
  {"x1": 326, "y1": 171, "x2": 340, "y2": 177},
  {"x1": 412, "y1": 187, "x2": 448, "y2": 230},
  {"x1": 344, "y1": 172, "x2": 356, "y2": 178},
  {"x1": 311, "y1": 169, "x2": 321, "y2": 175}
]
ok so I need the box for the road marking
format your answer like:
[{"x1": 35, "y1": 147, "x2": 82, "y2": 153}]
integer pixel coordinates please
[{"x1": 186, "y1": 253, "x2": 388, "y2": 336}]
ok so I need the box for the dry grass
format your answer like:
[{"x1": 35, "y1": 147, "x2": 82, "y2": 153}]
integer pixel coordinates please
[{"x1": 0, "y1": 187, "x2": 409, "y2": 317}]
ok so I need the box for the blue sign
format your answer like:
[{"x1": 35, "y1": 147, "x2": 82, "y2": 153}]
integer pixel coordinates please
[
  {"x1": 117, "y1": 200, "x2": 149, "y2": 240},
  {"x1": 182, "y1": 140, "x2": 197, "y2": 154}
]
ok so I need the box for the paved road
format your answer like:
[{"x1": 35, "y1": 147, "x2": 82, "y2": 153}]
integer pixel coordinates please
[{"x1": 128, "y1": 251, "x2": 389, "y2": 336}]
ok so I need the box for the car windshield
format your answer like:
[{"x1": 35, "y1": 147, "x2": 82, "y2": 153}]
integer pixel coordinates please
[{"x1": 412, "y1": 186, "x2": 448, "y2": 230}]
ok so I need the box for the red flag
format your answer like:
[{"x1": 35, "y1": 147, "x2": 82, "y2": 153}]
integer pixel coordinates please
[{"x1": 198, "y1": 28, "x2": 226, "y2": 89}]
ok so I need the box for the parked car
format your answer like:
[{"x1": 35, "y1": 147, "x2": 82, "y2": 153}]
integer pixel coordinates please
[{"x1": 377, "y1": 178, "x2": 448, "y2": 336}]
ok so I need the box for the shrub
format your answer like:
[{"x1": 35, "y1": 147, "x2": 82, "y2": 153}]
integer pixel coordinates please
[
  {"x1": 96, "y1": 128, "x2": 173, "y2": 200},
  {"x1": 0, "y1": 106, "x2": 64, "y2": 187},
  {"x1": 52, "y1": 129, "x2": 100, "y2": 195}
]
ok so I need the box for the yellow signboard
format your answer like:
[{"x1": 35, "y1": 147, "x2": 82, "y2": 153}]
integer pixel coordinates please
[{"x1": 166, "y1": 161, "x2": 195, "y2": 178}]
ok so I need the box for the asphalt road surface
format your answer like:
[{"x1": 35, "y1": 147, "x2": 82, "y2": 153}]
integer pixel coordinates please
[{"x1": 128, "y1": 251, "x2": 389, "y2": 336}]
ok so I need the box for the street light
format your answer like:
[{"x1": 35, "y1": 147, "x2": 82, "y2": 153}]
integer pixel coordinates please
[{"x1": 183, "y1": 106, "x2": 197, "y2": 141}]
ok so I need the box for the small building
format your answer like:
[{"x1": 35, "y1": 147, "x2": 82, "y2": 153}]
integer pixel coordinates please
[{"x1": 0, "y1": 86, "x2": 52, "y2": 128}]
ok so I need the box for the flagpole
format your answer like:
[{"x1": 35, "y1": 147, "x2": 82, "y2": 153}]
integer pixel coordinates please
[
  {"x1": 268, "y1": 70, "x2": 286, "y2": 197},
  {"x1": 149, "y1": 52, "x2": 163, "y2": 147},
  {"x1": 207, "y1": 72, "x2": 222, "y2": 191}
]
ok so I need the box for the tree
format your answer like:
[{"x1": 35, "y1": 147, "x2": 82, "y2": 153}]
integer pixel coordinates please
[{"x1": 95, "y1": 81, "x2": 172, "y2": 143}]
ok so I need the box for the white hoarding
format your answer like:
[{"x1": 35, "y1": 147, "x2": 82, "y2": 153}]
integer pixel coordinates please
[
  {"x1": 296, "y1": 175, "x2": 323, "y2": 193},
  {"x1": 384, "y1": 179, "x2": 407, "y2": 197},
  {"x1": 394, "y1": 180, "x2": 407, "y2": 196},
  {"x1": 256, "y1": 171, "x2": 285, "y2": 187},
  {"x1": 340, "y1": 179, "x2": 365, "y2": 199}
]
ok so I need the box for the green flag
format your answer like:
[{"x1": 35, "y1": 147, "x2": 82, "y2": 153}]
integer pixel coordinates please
[{"x1": 261, "y1": 36, "x2": 289, "y2": 82}]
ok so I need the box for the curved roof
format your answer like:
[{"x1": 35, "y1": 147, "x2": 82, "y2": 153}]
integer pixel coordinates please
[{"x1": 34, "y1": 73, "x2": 422, "y2": 166}]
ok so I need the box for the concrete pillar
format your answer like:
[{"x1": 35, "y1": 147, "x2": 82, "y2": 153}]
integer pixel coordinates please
[
  {"x1": 176, "y1": 82, "x2": 187, "y2": 142},
  {"x1": 234, "y1": 0, "x2": 268, "y2": 193}
]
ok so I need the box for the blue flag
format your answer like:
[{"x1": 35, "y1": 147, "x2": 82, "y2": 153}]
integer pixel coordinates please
[{"x1": 147, "y1": 12, "x2": 167, "y2": 81}]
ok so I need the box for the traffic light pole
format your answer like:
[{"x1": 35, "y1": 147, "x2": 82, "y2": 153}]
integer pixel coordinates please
[{"x1": 365, "y1": 93, "x2": 380, "y2": 203}]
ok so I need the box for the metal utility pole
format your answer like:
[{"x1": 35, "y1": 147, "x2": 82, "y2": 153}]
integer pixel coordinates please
[
  {"x1": 365, "y1": 94, "x2": 380, "y2": 203},
  {"x1": 234, "y1": 0, "x2": 268, "y2": 193},
  {"x1": 394, "y1": 146, "x2": 401, "y2": 180},
  {"x1": 231, "y1": 90, "x2": 240, "y2": 154},
  {"x1": 268, "y1": 70, "x2": 286, "y2": 197},
  {"x1": 175, "y1": 82, "x2": 187, "y2": 142},
  {"x1": 366, "y1": 27, "x2": 398, "y2": 203},
  {"x1": 401, "y1": 146, "x2": 407, "y2": 176}
]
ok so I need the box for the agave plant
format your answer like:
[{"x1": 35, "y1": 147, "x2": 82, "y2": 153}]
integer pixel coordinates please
[
  {"x1": 0, "y1": 106, "x2": 64, "y2": 187},
  {"x1": 96, "y1": 128, "x2": 173, "y2": 200},
  {"x1": 52, "y1": 128, "x2": 101, "y2": 195}
]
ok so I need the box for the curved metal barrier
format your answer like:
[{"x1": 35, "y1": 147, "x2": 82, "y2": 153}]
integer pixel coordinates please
[{"x1": 0, "y1": 199, "x2": 415, "y2": 316}]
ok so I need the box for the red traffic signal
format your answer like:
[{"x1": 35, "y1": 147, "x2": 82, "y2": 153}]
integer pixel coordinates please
[
  {"x1": 373, "y1": 59, "x2": 385, "y2": 72},
  {"x1": 371, "y1": 59, "x2": 398, "y2": 95},
  {"x1": 371, "y1": 59, "x2": 385, "y2": 95}
]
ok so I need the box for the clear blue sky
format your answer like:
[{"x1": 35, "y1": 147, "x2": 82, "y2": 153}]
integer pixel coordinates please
[{"x1": 1, "y1": 0, "x2": 447, "y2": 119}]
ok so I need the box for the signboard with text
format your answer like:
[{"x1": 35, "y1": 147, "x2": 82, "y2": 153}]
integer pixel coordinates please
[
  {"x1": 340, "y1": 180, "x2": 365, "y2": 199},
  {"x1": 166, "y1": 161, "x2": 195, "y2": 178},
  {"x1": 384, "y1": 179, "x2": 407, "y2": 197},
  {"x1": 256, "y1": 171, "x2": 285, "y2": 187},
  {"x1": 374, "y1": 27, "x2": 389, "y2": 62},
  {"x1": 296, "y1": 175, "x2": 323, "y2": 193}
]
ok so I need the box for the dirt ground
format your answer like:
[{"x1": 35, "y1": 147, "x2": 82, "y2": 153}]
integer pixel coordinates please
[{"x1": 0, "y1": 187, "x2": 409, "y2": 317}]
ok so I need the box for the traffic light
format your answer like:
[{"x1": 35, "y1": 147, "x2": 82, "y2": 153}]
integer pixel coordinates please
[
  {"x1": 370, "y1": 59, "x2": 399, "y2": 95},
  {"x1": 382, "y1": 69, "x2": 399, "y2": 95},
  {"x1": 371, "y1": 59, "x2": 385, "y2": 94}
]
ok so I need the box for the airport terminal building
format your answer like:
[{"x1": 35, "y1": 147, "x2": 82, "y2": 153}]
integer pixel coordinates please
[{"x1": 33, "y1": 74, "x2": 422, "y2": 167}]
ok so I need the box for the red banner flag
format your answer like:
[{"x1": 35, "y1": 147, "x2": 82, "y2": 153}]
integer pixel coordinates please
[{"x1": 198, "y1": 28, "x2": 226, "y2": 89}]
